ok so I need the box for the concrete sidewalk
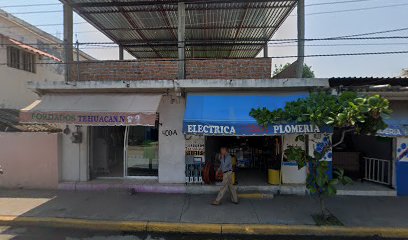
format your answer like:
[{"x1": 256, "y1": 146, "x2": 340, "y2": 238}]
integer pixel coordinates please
[{"x1": 0, "y1": 189, "x2": 407, "y2": 237}]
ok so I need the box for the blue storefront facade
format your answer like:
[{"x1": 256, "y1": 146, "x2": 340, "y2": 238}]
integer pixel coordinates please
[
  {"x1": 183, "y1": 94, "x2": 333, "y2": 136},
  {"x1": 394, "y1": 127, "x2": 408, "y2": 196},
  {"x1": 182, "y1": 92, "x2": 408, "y2": 195},
  {"x1": 182, "y1": 93, "x2": 334, "y2": 186},
  {"x1": 23, "y1": 78, "x2": 408, "y2": 196}
]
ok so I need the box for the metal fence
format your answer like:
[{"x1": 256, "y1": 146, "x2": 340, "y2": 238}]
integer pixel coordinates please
[{"x1": 363, "y1": 157, "x2": 392, "y2": 185}]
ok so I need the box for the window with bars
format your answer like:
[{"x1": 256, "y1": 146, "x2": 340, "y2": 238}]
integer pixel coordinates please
[
  {"x1": 7, "y1": 46, "x2": 36, "y2": 73},
  {"x1": 22, "y1": 51, "x2": 35, "y2": 73},
  {"x1": 7, "y1": 46, "x2": 20, "y2": 69}
]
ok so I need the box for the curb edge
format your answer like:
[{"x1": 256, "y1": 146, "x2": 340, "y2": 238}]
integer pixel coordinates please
[{"x1": 0, "y1": 216, "x2": 407, "y2": 238}]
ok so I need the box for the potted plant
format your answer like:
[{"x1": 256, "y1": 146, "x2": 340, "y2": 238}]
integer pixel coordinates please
[{"x1": 281, "y1": 135, "x2": 307, "y2": 184}]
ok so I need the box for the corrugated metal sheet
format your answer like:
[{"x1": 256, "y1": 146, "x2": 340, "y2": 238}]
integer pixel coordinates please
[
  {"x1": 66, "y1": 0, "x2": 297, "y2": 58},
  {"x1": 329, "y1": 77, "x2": 408, "y2": 87}
]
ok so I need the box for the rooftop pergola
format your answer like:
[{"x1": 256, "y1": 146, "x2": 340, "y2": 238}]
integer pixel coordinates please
[{"x1": 61, "y1": 0, "x2": 297, "y2": 59}]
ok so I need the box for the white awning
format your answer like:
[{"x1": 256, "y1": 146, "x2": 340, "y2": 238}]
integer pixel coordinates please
[{"x1": 20, "y1": 93, "x2": 162, "y2": 126}]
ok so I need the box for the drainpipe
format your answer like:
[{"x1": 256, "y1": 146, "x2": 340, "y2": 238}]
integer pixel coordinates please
[
  {"x1": 296, "y1": 0, "x2": 305, "y2": 78},
  {"x1": 263, "y1": 42, "x2": 268, "y2": 58},
  {"x1": 75, "y1": 40, "x2": 80, "y2": 82},
  {"x1": 119, "y1": 45, "x2": 124, "y2": 60}
]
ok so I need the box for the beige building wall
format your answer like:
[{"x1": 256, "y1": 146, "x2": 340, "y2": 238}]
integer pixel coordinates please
[
  {"x1": 0, "y1": 132, "x2": 61, "y2": 189},
  {"x1": 0, "y1": 44, "x2": 64, "y2": 109},
  {"x1": 0, "y1": 10, "x2": 93, "y2": 109}
]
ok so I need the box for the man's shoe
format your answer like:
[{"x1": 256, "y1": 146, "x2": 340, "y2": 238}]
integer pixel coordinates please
[
  {"x1": 211, "y1": 201, "x2": 220, "y2": 205},
  {"x1": 232, "y1": 200, "x2": 239, "y2": 204}
]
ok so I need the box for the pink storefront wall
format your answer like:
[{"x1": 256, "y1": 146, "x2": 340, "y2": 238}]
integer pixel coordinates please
[{"x1": 0, "y1": 132, "x2": 60, "y2": 189}]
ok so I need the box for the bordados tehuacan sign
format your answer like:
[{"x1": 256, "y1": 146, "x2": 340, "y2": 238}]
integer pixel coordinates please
[
  {"x1": 183, "y1": 121, "x2": 333, "y2": 136},
  {"x1": 20, "y1": 111, "x2": 157, "y2": 126}
]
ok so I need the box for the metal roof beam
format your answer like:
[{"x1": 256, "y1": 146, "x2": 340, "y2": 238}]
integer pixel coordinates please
[
  {"x1": 121, "y1": 43, "x2": 265, "y2": 47},
  {"x1": 79, "y1": 5, "x2": 292, "y2": 14},
  {"x1": 126, "y1": 49, "x2": 264, "y2": 52},
  {"x1": 70, "y1": 0, "x2": 296, "y2": 8},
  {"x1": 102, "y1": 25, "x2": 279, "y2": 31}
]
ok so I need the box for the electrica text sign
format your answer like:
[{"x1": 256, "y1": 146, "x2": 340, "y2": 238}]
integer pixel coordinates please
[
  {"x1": 20, "y1": 111, "x2": 157, "y2": 126},
  {"x1": 183, "y1": 121, "x2": 332, "y2": 136}
]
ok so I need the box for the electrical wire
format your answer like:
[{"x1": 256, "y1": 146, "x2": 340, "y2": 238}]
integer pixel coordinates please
[
  {"x1": 291, "y1": 3, "x2": 408, "y2": 16},
  {"x1": 7, "y1": 10, "x2": 62, "y2": 15},
  {"x1": 269, "y1": 42, "x2": 408, "y2": 48},
  {"x1": 335, "y1": 27, "x2": 408, "y2": 38},
  {"x1": 0, "y1": 3, "x2": 61, "y2": 8},
  {"x1": 1, "y1": 35, "x2": 408, "y2": 47},
  {"x1": 305, "y1": 0, "x2": 377, "y2": 7},
  {"x1": 0, "y1": 50, "x2": 408, "y2": 66},
  {"x1": 6, "y1": 2, "x2": 408, "y2": 16},
  {"x1": 78, "y1": 42, "x2": 408, "y2": 49},
  {"x1": 0, "y1": 22, "x2": 88, "y2": 28},
  {"x1": 0, "y1": 0, "x2": 378, "y2": 8}
]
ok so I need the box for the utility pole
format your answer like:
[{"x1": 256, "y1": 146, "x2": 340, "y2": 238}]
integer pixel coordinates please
[
  {"x1": 177, "y1": 2, "x2": 186, "y2": 80},
  {"x1": 63, "y1": 4, "x2": 73, "y2": 82},
  {"x1": 296, "y1": 0, "x2": 305, "y2": 78}
]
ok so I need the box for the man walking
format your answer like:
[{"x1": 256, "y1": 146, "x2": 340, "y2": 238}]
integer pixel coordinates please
[{"x1": 212, "y1": 147, "x2": 238, "y2": 205}]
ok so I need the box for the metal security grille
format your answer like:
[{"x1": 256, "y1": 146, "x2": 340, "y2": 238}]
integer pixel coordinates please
[{"x1": 363, "y1": 157, "x2": 392, "y2": 186}]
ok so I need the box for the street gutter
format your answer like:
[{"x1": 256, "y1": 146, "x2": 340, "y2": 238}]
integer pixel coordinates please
[{"x1": 0, "y1": 215, "x2": 407, "y2": 238}]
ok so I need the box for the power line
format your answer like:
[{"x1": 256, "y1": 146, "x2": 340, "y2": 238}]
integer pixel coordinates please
[
  {"x1": 0, "y1": 0, "x2": 378, "y2": 10},
  {"x1": 0, "y1": 22, "x2": 88, "y2": 29},
  {"x1": 79, "y1": 42, "x2": 408, "y2": 50},
  {"x1": 73, "y1": 26, "x2": 408, "y2": 36},
  {"x1": 335, "y1": 27, "x2": 408, "y2": 38},
  {"x1": 7, "y1": 2, "x2": 408, "y2": 16},
  {"x1": 305, "y1": 0, "x2": 377, "y2": 7},
  {"x1": 269, "y1": 42, "x2": 408, "y2": 48},
  {"x1": 282, "y1": 50, "x2": 408, "y2": 59},
  {"x1": 303, "y1": 3, "x2": 408, "y2": 16},
  {"x1": 7, "y1": 10, "x2": 61, "y2": 15},
  {"x1": 0, "y1": 50, "x2": 407, "y2": 66},
  {"x1": 267, "y1": 36, "x2": 408, "y2": 43},
  {"x1": 0, "y1": 3, "x2": 61, "y2": 8},
  {"x1": 1, "y1": 35, "x2": 408, "y2": 47},
  {"x1": 0, "y1": 0, "x2": 376, "y2": 8}
]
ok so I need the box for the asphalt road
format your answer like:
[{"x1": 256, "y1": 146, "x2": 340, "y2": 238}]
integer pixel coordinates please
[{"x1": 0, "y1": 225, "x2": 405, "y2": 240}]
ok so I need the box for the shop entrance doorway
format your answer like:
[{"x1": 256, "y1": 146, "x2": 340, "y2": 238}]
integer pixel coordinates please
[
  {"x1": 333, "y1": 132, "x2": 394, "y2": 188},
  {"x1": 90, "y1": 126, "x2": 159, "y2": 179},
  {"x1": 205, "y1": 136, "x2": 282, "y2": 186}
]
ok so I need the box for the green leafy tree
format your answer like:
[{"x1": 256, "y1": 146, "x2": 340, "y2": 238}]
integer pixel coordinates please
[
  {"x1": 250, "y1": 92, "x2": 391, "y2": 219},
  {"x1": 273, "y1": 63, "x2": 315, "y2": 78}
]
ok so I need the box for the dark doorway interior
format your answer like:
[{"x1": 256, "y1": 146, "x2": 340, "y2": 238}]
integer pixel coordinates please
[
  {"x1": 90, "y1": 126, "x2": 125, "y2": 178},
  {"x1": 205, "y1": 136, "x2": 282, "y2": 185},
  {"x1": 333, "y1": 130, "x2": 393, "y2": 186}
]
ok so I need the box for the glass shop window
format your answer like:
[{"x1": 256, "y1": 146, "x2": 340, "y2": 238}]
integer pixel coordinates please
[{"x1": 126, "y1": 126, "x2": 159, "y2": 177}]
